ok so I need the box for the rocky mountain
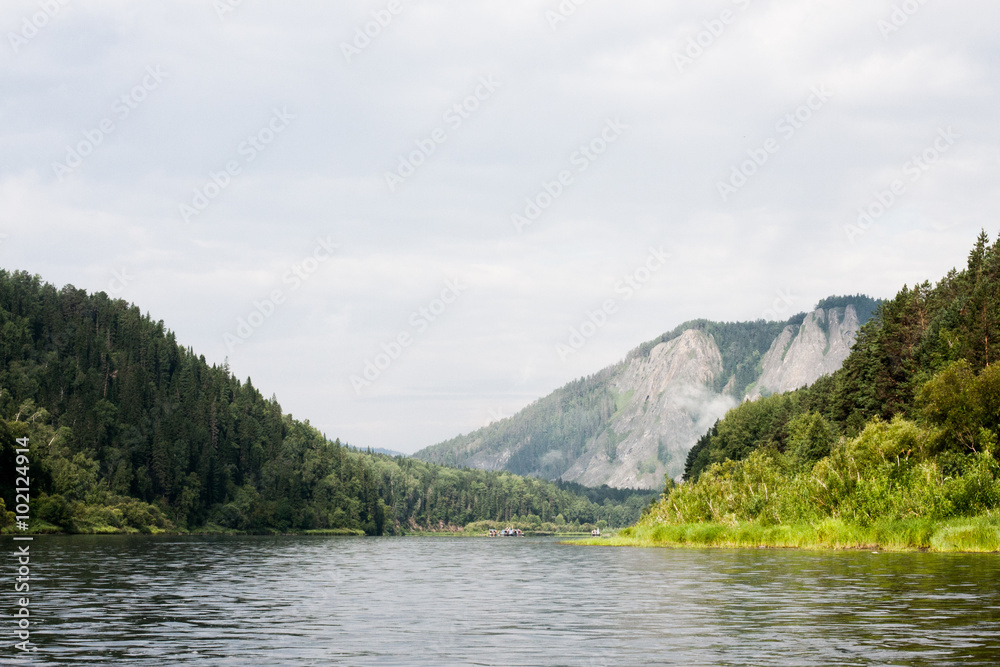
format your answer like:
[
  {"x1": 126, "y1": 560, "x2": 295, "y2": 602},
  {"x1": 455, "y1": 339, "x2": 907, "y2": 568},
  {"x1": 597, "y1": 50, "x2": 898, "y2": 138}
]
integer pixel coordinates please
[
  {"x1": 746, "y1": 305, "x2": 861, "y2": 401},
  {"x1": 414, "y1": 296, "x2": 880, "y2": 489}
]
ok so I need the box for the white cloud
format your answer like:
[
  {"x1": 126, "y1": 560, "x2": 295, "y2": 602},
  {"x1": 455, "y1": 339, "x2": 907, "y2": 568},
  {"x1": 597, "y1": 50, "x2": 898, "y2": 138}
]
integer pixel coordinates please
[{"x1": 1, "y1": 0, "x2": 998, "y2": 451}]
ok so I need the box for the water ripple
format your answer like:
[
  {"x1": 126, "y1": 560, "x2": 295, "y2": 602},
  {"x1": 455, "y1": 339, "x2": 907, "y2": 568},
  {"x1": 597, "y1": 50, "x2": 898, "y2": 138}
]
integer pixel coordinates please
[{"x1": 2, "y1": 536, "x2": 999, "y2": 666}]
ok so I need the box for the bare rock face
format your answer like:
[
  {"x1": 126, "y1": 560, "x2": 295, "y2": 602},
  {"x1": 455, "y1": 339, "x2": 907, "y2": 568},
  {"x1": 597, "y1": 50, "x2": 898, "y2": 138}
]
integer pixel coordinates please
[
  {"x1": 414, "y1": 303, "x2": 868, "y2": 489},
  {"x1": 563, "y1": 329, "x2": 737, "y2": 488},
  {"x1": 747, "y1": 305, "x2": 859, "y2": 400}
]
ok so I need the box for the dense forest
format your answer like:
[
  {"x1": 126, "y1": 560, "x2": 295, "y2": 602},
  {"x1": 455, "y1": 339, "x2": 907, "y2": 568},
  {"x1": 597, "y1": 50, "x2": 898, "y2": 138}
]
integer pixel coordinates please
[
  {"x1": 0, "y1": 270, "x2": 652, "y2": 535},
  {"x1": 683, "y1": 234, "x2": 1000, "y2": 482},
  {"x1": 419, "y1": 367, "x2": 624, "y2": 480},
  {"x1": 631, "y1": 232, "x2": 1000, "y2": 549}
]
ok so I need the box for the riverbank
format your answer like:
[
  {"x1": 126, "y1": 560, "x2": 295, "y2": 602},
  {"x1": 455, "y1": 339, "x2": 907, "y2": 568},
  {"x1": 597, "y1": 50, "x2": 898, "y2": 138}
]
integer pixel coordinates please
[
  {"x1": 568, "y1": 516, "x2": 1000, "y2": 552},
  {"x1": 0, "y1": 524, "x2": 368, "y2": 537},
  {"x1": 0, "y1": 521, "x2": 595, "y2": 538},
  {"x1": 402, "y1": 529, "x2": 596, "y2": 538}
]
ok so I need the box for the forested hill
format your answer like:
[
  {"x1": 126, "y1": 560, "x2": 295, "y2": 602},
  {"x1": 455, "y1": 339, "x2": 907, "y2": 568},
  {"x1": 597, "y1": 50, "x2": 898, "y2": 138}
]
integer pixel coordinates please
[
  {"x1": 623, "y1": 232, "x2": 1000, "y2": 551},
  {"x1": 683, "y1": 231, "x2": 1000, "y2": 482},
  {"x1": 0, "y1": 270, "x2": 652, "y2": 535},
  {"x1": 415, "y1": 295, "x2": 879, "y2": 489}
]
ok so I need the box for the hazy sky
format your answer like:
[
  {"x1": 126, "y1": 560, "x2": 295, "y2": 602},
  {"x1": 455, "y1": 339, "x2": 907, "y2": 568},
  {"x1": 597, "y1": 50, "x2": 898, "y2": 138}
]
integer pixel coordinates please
[{"x1": 2, "y1": 1, "x2": 998, "y2": 453}]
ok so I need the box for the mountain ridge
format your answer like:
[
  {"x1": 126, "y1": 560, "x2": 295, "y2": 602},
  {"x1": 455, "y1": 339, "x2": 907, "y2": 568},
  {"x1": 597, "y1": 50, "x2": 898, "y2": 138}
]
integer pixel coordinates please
[
  {"x1": 415, "y1": 295, "x2": 880, "y2": 488},
  {"x1": 0, "y1": 269, "x2": 653, "y2": 535},
  {"x1": 616, "y1": 231, "x2": 1000, "y2": 553}
]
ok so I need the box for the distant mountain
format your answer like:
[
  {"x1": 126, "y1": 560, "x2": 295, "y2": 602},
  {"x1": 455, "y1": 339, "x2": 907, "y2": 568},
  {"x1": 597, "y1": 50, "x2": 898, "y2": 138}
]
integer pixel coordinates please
[
  {"x1": 414, "y1": 295, "x2": 880, "y2": 489},
  {"x1": 366, "y1": 447, "x2": 408, "y2": 458}
]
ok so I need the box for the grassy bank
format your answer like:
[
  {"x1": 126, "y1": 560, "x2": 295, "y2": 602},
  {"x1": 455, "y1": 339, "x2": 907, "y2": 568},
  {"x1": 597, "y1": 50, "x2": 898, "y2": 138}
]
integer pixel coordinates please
[
  {"x1": 569, "y1": 515, "x2": 1000, "y2": 552},
  {"x1": 574, "y1": 415, "x2": 1000, "y2": 554}
]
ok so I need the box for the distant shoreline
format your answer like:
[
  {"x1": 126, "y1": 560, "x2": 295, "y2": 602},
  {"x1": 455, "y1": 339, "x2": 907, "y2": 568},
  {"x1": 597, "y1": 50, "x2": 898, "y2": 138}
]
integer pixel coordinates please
[
  {"x1": 0, "y1": 526, "x2": 599, "y2": 538},
  {"x1": 565, "y1": 517, "x2": 1000, "y2": 553}
]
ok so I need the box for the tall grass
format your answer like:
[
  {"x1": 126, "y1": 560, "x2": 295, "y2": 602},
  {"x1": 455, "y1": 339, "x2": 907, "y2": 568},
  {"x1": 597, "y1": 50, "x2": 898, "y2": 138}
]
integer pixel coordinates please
[
  {"x1": 588, "y1": 417, "x2": 1000, "y2": 552},
  {"x1": 571, "y1": 515, "x2": 1000, "y2": 552}
]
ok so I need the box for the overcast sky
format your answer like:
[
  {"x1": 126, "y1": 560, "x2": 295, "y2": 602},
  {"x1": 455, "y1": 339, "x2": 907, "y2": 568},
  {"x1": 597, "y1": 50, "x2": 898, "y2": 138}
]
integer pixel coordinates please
[{"x1": 1, "y1": 0, "x2": 998, "y2": 453}]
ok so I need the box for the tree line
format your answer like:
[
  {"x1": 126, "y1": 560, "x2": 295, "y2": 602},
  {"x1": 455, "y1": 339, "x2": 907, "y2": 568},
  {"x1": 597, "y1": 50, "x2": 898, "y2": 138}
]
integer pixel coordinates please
[
  {"x1": 660, "y1": 231, "x2": 1000, "y2": 533},
  {"x1": 0, "y1": 270, "x2": 652, "y2": 534}
]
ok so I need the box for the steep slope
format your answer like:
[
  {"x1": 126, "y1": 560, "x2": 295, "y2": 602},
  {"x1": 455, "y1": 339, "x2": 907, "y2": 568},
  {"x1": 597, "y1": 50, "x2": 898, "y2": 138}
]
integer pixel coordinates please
[
  {"x1": 746, "y1": 305, "x2": 860, "y2": 400},
  {"x1": 0, "y1": 269, "x2": 651, "y2": 534},
  {"x1": 416, "y1": 296, "x2": 878, "y2": 489},
  {"x1": 682, "y1": 233, "x2": 1000, "y2": 482},
  {"x1": 626, "y1": 232, "x2": 1000, "y2": 552},
  {"x1": 563, "y1": 329, "x2": 735, "y2": 488}
]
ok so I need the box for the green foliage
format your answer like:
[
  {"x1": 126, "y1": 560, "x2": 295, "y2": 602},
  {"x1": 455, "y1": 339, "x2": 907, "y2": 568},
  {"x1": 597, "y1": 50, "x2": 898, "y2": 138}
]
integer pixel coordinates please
[
  {"x1": 35, "y1": 493, "x2": 71, "y2": 528},
  {"x1": 1, "y1": 410, "x2": 651, "y2": 535},
  {"x1": 656, "y1": 438, "x2": 672, "y2": 466},
  {"x1": 579, "y1": 515, "x2": 1000, "y2": 552},
  {"x1": 0, "y1": 269, "x2": 649, "y2": 535},
  {"x1": 918, "y1": 360, "x2": 1000, "y2": 454},
  {"x1": 359, "y1": 453, "x2": 653, "y2": 531},
  {"x1": 786, "y1": 412, "x2": 835, "y2": 468},
  {"x1": 611, "y1": 389, "x2": 634, "y2": 414},
  {"x1": 683, "y1": 422, "x2": 716, "y2": 482},
  {"x1": 647, "y1": 229, "x2": 1000, "y2": 550},
  {"x1": 416, "y1": 293, "x2": 880, "y2": 482},
  {"x1": 815, "y1": 294, "x2": 882, "y2": 326},
  {"x1": 417, "y1": 368, "x2": 622, "y2": 479},
  {"x1": 649, "y1": 416, "x2": 1000, "y2": 532},
  {"x1": 603, "y1": 427, "x2": 630, "y2": 463},
  {"x1": 684, "y1": 232, "x2": 1000, "y2": 482},
  {"x1": 637, "y1": 458, "x2": 657, "y2": 475},
  {"x1": 0, "y1": 498, "x2": 13, "y2": 530},
  {"x1": 684, "y1": 392, "x2": 804, "y2": 480},
  {"x1": 552, "y1": 479, "x2": 652, "y2": 505}
]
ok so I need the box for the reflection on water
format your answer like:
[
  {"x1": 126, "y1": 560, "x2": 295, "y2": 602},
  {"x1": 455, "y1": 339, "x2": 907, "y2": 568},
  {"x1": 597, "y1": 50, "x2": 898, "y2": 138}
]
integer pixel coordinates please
[{"x1": 3, "y1": 535, "x2": 999, "y2": 666}]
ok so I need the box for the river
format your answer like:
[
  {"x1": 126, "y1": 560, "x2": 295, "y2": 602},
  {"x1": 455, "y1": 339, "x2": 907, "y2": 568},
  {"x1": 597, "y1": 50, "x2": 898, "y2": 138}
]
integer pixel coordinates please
[{"x1": 4, "y1": 535, "x2": 999, "y2": 665}]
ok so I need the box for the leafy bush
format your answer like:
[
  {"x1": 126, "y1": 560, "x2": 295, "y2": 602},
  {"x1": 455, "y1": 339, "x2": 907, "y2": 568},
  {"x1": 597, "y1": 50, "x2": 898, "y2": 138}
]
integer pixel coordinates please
[
  {"x1": 648, "y1": 414, "x2": 1000, "y2": 532},
  {"x1": 35, "y1": 494, "x2": 71, "y2": 529}
]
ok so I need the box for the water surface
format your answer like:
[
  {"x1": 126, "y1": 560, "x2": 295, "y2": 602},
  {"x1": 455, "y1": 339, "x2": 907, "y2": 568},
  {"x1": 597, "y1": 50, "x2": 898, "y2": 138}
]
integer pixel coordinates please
[{"x1": 4, "y1": 535, "x2": 999, "y2": 665}]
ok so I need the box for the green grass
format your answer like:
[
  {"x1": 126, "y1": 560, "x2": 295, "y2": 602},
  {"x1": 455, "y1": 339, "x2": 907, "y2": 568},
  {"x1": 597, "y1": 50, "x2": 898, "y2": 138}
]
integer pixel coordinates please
[
  {"x1": 567, "y1": 516, "x2": 1000, "y2": 552},
  {"x1": 612, "y1": 389, "x2": 635, "y2": 414}
]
